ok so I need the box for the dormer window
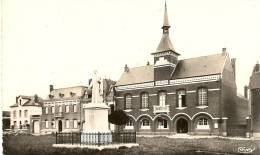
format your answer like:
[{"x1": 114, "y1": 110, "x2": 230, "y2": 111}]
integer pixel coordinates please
[
  {"x1": 70, "y1": 92, "x2": 76, "y2": 97},
  {"x1": 19, "y1": 99, "x2": 22, "y2": 106},
  {"x1": 49, "y1": 94, "x2": 54, "y2": 99},
  {"x1": 59, "y1": 93, "x2": 64, "y2": 98}
]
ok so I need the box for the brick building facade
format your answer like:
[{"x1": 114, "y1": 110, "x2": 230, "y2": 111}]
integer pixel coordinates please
[
  {"x1": 249, "y1": 62, "x2": 260, "y2": 138},
  {"x1": 114, "y1": 3, "x2": 246, "y2": 136}
]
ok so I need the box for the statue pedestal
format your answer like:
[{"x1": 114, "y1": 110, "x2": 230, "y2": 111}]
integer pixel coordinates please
[
  {"x1": 81, "y1": 102, "x2": 112, "y2": 144},
  {"x1": 83, "y1": 102, "x2": 110, "y2": 133}
]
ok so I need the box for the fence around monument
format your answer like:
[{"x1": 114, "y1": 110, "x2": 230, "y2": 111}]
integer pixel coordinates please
[{"x1": 56, "y1": 131, "x2": 136, "y2": 146}]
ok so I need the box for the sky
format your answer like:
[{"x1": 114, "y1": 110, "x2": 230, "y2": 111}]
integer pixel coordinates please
[{"x1": 2, "y1": 0, "x2": 260, "y2": 111}]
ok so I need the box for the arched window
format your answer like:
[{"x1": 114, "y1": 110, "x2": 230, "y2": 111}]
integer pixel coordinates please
[
  {"x1": 125, "y1": 120, "x2": 134, "y2": 130},
  {"x1": 125, "y1": 94, "x2": 132, "y2": 109},
  {"x1": 141, "y1": 119, "x2": 150, "y2": 129},
  {"x1": 198, "y1": 88, "x2": 208, "y2": 106},
  {"x1": 197, "y1": 117, "x2": 209, "y2": 129},
  {"x1": 177, "y1": 90, "x2": 186, "y2": 108},
  {"x1": 159, "y1": 91, "x2": 166, "y2": 106},
  {"x1": 157, "y1": 118, "x2": 168, "y2": 129},
  {"x1": 141, "y1": 93, "x2": 149, "y2": 109}
]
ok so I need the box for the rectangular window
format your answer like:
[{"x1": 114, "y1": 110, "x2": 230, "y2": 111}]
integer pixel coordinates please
[
  {"x1": 45, "y1": 107, "x2": 49, "y2": 114},
  {"x1": 177, "y1": 90, "x2": 186, "y2": 108},
  {"x1": 159, "y1": 92, "x2": 166, "y2": 106},
  {"x1": 73, "y1": 120, "x2": 78, "y2": 128},
  {"x1": 73, "y1": 104, "x2": 77, "y2": 112},
  {"x1": 125, "y1": 95, "x2": 132, "y2": 109},
  {"x1": 141, "y1": 93, "x2": 149, "y2": 108},
  {"x1": 65, "y1": 105, "x2": 70, "y2": 113},
  {"x1": 66, "y1": 120, "x2": 70, "y2": 128},
  {"x1": 45, "y1": 120, "x2": 49, "y2": 128},
  {"x1": 13, "y1": 121, "x2": 17, "y2": 127},
  {"x1": 24, "y1": 110, "x2": 28, "y2": 118},
  {"x1": 19, "y1": 110, "x2": 22, "y2": 117},
  {"x1": 198, "y1": 88, "x2": 208, "y2": 106},
  {"x1": 59, "y1": 106, "x2": 62, "y2": 113},
  {"x1": 51, "y1": 106, "x2": 55, "y2": 114}
]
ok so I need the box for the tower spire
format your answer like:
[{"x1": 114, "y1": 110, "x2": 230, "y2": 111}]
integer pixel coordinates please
[{"x1": 162, "y1": 1, "x2": 170, "y2": 29}]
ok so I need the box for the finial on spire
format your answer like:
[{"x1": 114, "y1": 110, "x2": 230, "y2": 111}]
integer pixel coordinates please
[{"x1": 162, "y1": 1, "x2": 170, "y2": 28}]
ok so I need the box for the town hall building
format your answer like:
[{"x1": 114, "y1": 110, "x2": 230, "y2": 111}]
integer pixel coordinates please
[{"x1": 114, "y1": 3, "x2": 247, "y2": 136}]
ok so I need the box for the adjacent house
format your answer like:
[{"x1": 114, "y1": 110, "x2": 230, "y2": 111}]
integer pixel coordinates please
[{"x1": 10, "y1": 95, "x2": 43, "y2": 134}]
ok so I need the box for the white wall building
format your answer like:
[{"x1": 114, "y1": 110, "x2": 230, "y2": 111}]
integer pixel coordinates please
[{"x1": 10, "y1": 95, "x2": 42, "y2": 133}]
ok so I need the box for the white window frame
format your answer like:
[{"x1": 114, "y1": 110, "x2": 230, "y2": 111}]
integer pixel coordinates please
[
  {"x1": 198, "y1": 88, "x2": 208, "y2": 106},
  {"x1": 125, "y1": 120, "x2": 134, "y2": 130},
  {"x1": 45, "y1": 107, "x2": 49, "y2": 114},
  {"x1": 73, "y1": 104, "x2": 77, "y2": 113},
  {"x1": 65, "y1": 105, "x2": 69, "y2": 113},
  {"x1": 125, "y1": 94, "x2": 132, "y2": 109},
  {"x1": 66, "y1": 119, "x2": 70, "y2": 128},
  {"x1": 141, "y1": 119, "x2": 150, "y2": 129},
  {"x1": 159, "y1": 92, "x2": 166, "y2": 106},
  {"x1": 45, "y1": 120, "x2": 49, "y2": 128},
  {"x1": 51, "y1": 106, "x2": 55, "y2": 114},
  {"x1": 157, "y1": 118, "x2": 168, "y2": 129},
  {"x1": 73, "y1": 120, "x2": 78, "y2": 128},
  {"x1": 177, "y1": 90, "x2": 186, "y2": 108},
  {"x1": 197, "y1": 118, "x2": 209, "y2": 129},
  {"x1": 141, "y1": 93, "x2": 149, "y2": 109}
]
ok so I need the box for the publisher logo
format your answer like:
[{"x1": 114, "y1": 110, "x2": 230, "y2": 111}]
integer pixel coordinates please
[{"x1": 238, "y1": 146, "x2": 255, "y2": 153}]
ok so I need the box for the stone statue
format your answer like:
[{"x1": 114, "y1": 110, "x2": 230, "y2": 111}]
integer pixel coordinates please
[{"x1": 88, "y1": 70, "x2": 103, "y2": 104}]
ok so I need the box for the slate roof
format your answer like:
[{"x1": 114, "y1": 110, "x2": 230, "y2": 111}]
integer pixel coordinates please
[
  {"x1": 249, "y1": 72, "x2": 260, "y2": 89},
  {"x1": 10, "y1": 95, "x2": 43, "y2": 107},
  {"x1": 48, "y1": 86, "x2": 88, "y2": 100},
  {"x1": 116, "y1": 65, "x2": 154, "y2": 86},
  {"x1": 116, "y1": 53, "x2": 227, "y2": 86},
  {"x1": 172, "y1": 53, "x2": 226, "y2": 79}
]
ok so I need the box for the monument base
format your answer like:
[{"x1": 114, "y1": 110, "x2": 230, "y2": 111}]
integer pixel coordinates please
[{"x1": 80, "y1": 131, "x2": 112, "y2": 144}]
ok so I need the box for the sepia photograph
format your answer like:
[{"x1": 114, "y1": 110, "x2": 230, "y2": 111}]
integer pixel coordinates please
[{"x1": 1, "y1": 0, "x2": 260, "y2": 154}]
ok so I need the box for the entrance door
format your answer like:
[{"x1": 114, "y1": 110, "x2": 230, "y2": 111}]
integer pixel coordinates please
[
  {"x1": 58, "y1": 120, "x2": 62, "y2": 132},
  {"x1": 33, "y1": 121, "x2": 40, "y2": 134},
  {"x1": 176, "y1": 118, "x2": 188, "y2": 133}
]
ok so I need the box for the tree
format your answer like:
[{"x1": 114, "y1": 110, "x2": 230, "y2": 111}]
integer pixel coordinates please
[{"x1": 108, "y1": 110, "x2": 129, "y2": 125}]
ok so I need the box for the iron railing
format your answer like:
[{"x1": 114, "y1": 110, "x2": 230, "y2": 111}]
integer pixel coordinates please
[{"x1": 56, "y1": 131, "x2": 136, "y2": 146}]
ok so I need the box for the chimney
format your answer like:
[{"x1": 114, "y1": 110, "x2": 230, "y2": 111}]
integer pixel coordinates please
[
  {"x1": 124, "y1": 64, "x2": 129, "y2": 72},
  {"x1": 34, "y1": 94, "x2": 39, "y2": 103},
  {"x1": 231, "y1": 58, "x2": 236, "y2": 80},
  {"x1": 244, "y1": 85, "x2": 248, "y2": 99},
  {"x1": 49, "y1": 85, "x2": 54, "y2": 92}
]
